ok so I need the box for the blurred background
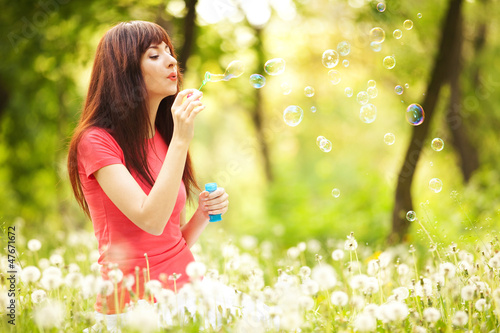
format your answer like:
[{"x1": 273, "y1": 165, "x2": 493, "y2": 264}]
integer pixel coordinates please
[{"x1": 1, "y1": 0, "x2": 499, "y2": 253}]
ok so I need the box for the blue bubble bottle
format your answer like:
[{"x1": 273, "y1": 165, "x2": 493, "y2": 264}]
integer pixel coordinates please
[{"x1": 205, "y1": 183, "x2": 222, "y2": 222}]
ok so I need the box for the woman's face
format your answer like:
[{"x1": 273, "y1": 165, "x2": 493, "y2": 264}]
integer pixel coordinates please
[{"x1": 141, "y1": 41, "x2": 178, "y2": 99}]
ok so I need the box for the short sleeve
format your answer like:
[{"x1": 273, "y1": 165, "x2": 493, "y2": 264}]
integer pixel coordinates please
[{"x1": 78, "y1": 128, "x2": 124, "y2": 179}]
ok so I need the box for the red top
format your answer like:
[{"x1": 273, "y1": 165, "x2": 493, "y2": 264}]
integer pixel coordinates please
[{"x1": 78, "y1": 127, "x2": 194, "y2": 314}]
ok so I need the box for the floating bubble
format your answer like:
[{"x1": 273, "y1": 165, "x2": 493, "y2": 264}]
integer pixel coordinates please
[
  {"x1": 383, "y1": 56, "x2": 396, "y2": 69},
  {"x1": 357, "y1": 91, "x2": 369, "y2": 105},
  {"x1": 405, "y1": 83, "x2": 410, "y2": 88},
  {"x1": 376, "y1": 2, "x2": 386, "y2": 12},
  {"x1": 283, "y1": 105, "x2": 304, "y2": 127},
  {"x1": 199, "y1": 60, "x2": 245, "y2": 89},
  {"x1": 316, "y1": 136, "x2": 326, "y2": 146},
  {"x1": 406, "y1": 103, "x2": 425, "y2": 126},
  {"x1": 332, "y1": 188, "x2": 341, "y2": 198},
  {"x1": 384, "y1": 133, "x2": 395, "y2": 145},
  {"x1": 370, "y1": 42, "x2": 382, "y2": 52},
  {"x1": 345, "y1": 87, "x2": 353, "y2": 97},
  {"x1": 431, "y1": 138, "x2": 444, "y2": 151},
  {"x1": 304, "y1": 86, "x2": 315, "y2": 97},
  {"x1": 369, "y1": 27, "x2": 386, "y2": 43},
  {"x1": 281, "y1": 82, "x2": 291, "y2": 95},
  {"x1": 406, "y1": 211, "x2": 417, "y2": 222},
  {"x1": 343, "y1": 59, "x2": 349, "y2": 67},
  {"x1": 264, "y1": 58, "x2": 286, "y2": 75},
  {"x1": 404, "y1": 19, "x2": 414, "y2": 30},
  {"x1": 367, "y1": 86, "x2": 378, "y2": 98},
  {"x1": 322, "y1": 49, "x2": 339, "y2": 68},
  {"x1": 249, "y1": 74, "x2": 266, "y2": 88},
  {"x1": 337, "y1": 41, "x2": 351, "y2": 56},
  {"x1": 393, "y1": 29, "x2": 403, "y2": 39},
  {"x1": 360, "y1": 104, "x2": 377, "y2": 123},
  {"x1": 395, "y1": 85, "x2": 404, "y2": 95},
  {"x1": 429, "y1": 178, "x2": 443, "y2": 193},
  {"x1": 328, "y1": 70, "x2": 341, "y2": 85},
  {"x1": 319, "y1": 138, "x2": 332, "y2": 152},
  {"x1": 311, "y1": 106, "x2": 317, "y2": 113},
  {"x1": 417, "y1": 13, "x2": 422, "y2": 18},
  {"x1": 367, "y1": 80, "x2": 376, "y2": 88}
]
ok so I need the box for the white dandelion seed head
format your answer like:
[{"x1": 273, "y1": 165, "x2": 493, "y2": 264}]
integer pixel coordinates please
[
  {"x1": 452, "y1": 310, "x2": 468, "y2": 327},
  {"x1": 414, "y1": 278, "x2": 433, "y2": 297},
  {"x1": 432, "y1": 273, "x2": 445, "y2": 289},
  {"x1": 363, "y1": 303, "x2": 380, "y2": 317},
  {"x1": 363, "y1": 276, "x2": 379, "y2": 294},
  {"x1": 145, "y1": 279, "x2": 162, "y2": 296},
  {"x1": 122, "y1": 275, "x2": 135, "y2": 290},
  {"x1": 378, "y1": 252, "x2": 393, "y2": 268},
  {"x1": 300, "y1": 278, "x2": 319, "y2": 296},
  {"x1": 64, "y1": 272, "x2": 83, "y2": 288},
  {"x1": 21, "y1": 266, "x2": 41, "y2": 283},
  {"x1": 107, "y1": 268, "x2": 123, "y2": 284},
  {"x1": 68, "y1": 263, "x2": 81, "y2": 273},
  {"x1": 156, "y1": 288, "x2": 176, "y2": 307},
  {"x1": 367, "y1": 260, "x2": 380, "y2": 276},
  {"x1": 350, "y1": 295, "x2": 365, "y2": 310},
  {"x1": 287, "y1": 246, "x2": 300, "y2": 259},
  {"x1": 297, "y1": 295, "x2": 315, "y2": 310},
  {"x1": 128, "y1": 300, "x2": 158, "y2": 332},
  {"x1": 475, "y1": 298, "x2": 490, "y2": 312},
  {"x1": 240, "y1": 235, "x2": 258, "y2": 250},
  {"x1": 222, "y1": 244, "x2": 239, "y2": 258},
  {"x1": 40, "y1": 274, "x2": 62, "y2": 290},
  {"x1": 392, "y1": 287, "x2": 410, "y2": 300},
  {"x1": 97, "y1": 279, "x2": 114, "y2": 296},
  {"x1": 492, "y1": 289, "x2": 500, "y2": 303},
  {"x1": 488, "y1": 253, "x2": 500, "y2": 268},
  {"x1": 37, "y1": 258, "x2": 50, "y2": 270},
  {"x1": 475, "y1": 281, "x2": 491, "y2": 296},
  {"x1": 461, "y1": 285, "x2": 476, "y2": 301},
  {"x1": 349, "y1": 274, "x2": 369, "y2": 290},
  {"x1": 31, "y1": 289, "x2": 47, "y2": 304},
  {"x1": 297, "y1": 241, "x2": 307, "y2": 252},
  {"x1": 90, "y1": 262, "x2": 102, "y2": 274},
  {"x1": 423, "y1": 307, "x2": 441, "y2": 323},
  {"x1": 306, "y1": 239, "x2": 322, "y2": 253},
  {"x1": 33, "y1": 300, "x2": 65, "y2": 329},
  {"x1": 49, "y1": 254, "x2": 64, "y2": 267},
  {"x1": 397, "y1": 263, "x2": 410, "y2": 276},
  {"x1": 331, "y1": 249, "x2": 345, "y2": 261},
  {"x1": 458, "y1": 250, "x2": 474, "y2": 263},
  {"x1": 43, "y1": 266, "x2": 62, "y2": 278},
  {"x1": 354, "y1": 313, "x2": 377, "y2": 332},
  {"x1": 186, "y1": 261, "x2": 206, "y2": 280},
  {"x1": 414, "y1": 325, "x2": 427, "y2": 333},
  {"x1": 299, "y1": 266, "x2": 312, "y2": 278},
  {"x1": 344, "y1": 235, "x2": 358, "y2": 251},
  {"x1": 330, "y1": 290, "x2": 348, "y2": 306},
  {"x1": 439, "y1": 262, "x2": 456, "y2": 279},
  {"x1": 311, "y1": 264, "x2": 337, "y2": 290},
  {"x1": 27, "y1": 239, "x2": 42, "y2": 252}
]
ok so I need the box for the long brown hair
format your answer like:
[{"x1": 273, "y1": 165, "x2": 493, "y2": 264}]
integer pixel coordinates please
[{"x1": 68, "y1": 21, "x2": 198, "y2": 216}]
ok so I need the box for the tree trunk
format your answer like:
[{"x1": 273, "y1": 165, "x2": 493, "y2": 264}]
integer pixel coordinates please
[
  {"x1": 389, "y1": 0, "x2": 463, "y2": 243},
  {"x1": 178, "y1": 0, "x2": 198, "y2": 72},
  {"x1": 446, "y1": 11, "x2": 480, "y2": 182}
]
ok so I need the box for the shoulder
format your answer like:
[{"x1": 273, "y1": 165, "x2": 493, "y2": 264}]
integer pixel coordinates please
[{"x1": 78, "y1": 127, "x2": 123, "y2": 157}]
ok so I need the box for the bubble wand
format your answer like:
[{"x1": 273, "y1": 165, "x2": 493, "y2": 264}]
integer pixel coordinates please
[{"x1": 197, "y1": 60, "x2": 245, "y2": 91}]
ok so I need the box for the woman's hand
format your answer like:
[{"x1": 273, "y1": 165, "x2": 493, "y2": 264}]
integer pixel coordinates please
[
  {"x1": 197, "y1": 187, "x2": 229, "y2": 220},
  {"x1": 171, "y1": 89, "x2": 205, "y2": 143}
]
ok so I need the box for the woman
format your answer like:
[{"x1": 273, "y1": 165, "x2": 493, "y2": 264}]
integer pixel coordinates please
[{"x1": 67, "y1": 20, "x2": 229, "y2": 317}]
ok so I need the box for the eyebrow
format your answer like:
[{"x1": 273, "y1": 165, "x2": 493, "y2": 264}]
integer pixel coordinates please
[{"x1": 147, "y1": 44, "x2": 170, "y2": 51}]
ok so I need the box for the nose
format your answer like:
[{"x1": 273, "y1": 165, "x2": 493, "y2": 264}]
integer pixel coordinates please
[{"x1": 166, "y1": 53, "x2": 177, "y2": 69}]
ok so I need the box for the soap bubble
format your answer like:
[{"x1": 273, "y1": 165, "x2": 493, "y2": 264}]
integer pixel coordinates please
[
  {"x1": 311, "y1": 106, "x2": 317, "y2": 113},
  {"x1": 357, "y1": 91, "x2": 369, "y2": 105},
  {"x1": 319, "y1": 138, "x2": 332, "y2": 152},
  {"x1": 370, "y1": 42, "x2": 382, "y2": 52},
  {"x1": 367, "y1": 86, "x2": 378, "y2": 98},
  {"x1": 316, "y1": 136, "x2": 326, "y2": 146},
  {"x1": 223, "y1": 60, "x2": 245, "y2": 80},
  {"x1": 431, "y1": 138, "x2": 444, "y2": 151},
  {"x1": 304, "y1": 86, "x2": 315, "y2": 97},
  {"x1": 343, "y1": 59, "x2": 349, "y2": 67},
  {"x1": 322, "y1": 49, "x2": 339, "y2": 68},
  {"x1": 383, "y1": 56, "x2": 396, "y2": 69},
  {"x1": 406, "y1": 103, "x2": 425, "y2": 126},
  {"x1": 404, "y1": 19, "x2": 414, "y2": 30},
  {"x1": 376, "y1": 2, "x2": 386, "y2": 12},
  {"x1": 264, "y1": 58, "x2": 285, "y2": 75},
  {"x1": 283, "y1": 105, "x2": 303, "y2": 127},
  {"x1": 406, "y1": 211, "x2": 417, "y2": 222},
  {"x1": 417, "y1": 13, "x2": 422, "y2": 18},
  {"x1": 405, "y1": 83, "x2": 409, "y2": 88},
  {"x1": 345, "y1": 87, "x2": 353, "y2": 97},
  {"x1": 331, "y1": 188, "x2": 341, "y2": 198},
  {"x1": 337, "y1": 41, "x2": 351, "y2": 56},
  {"x1": 429, "y1": 178, "x2": 443, "y2": 193},
  {"x1": 281, "y1": 82, "x2": 291, "y2": 95},
  {"x1": 395, "y1": 85, "x2": 404, "y2": 95},
  {"x1": 384, "y1": 133, "x2": 395, "y2": 145},
  {"x1": 369, "y1": 27, "x2": 386, "y2": 43},
  {"x1": 367, "y1": 80, "x2": 377, "y2": 88},
  {"x1": 328, "y1": 70, "x2": 341, "y2": 85},
  {"x1": 393, "y1": 29, "x2": 402, "y2": 39},
  {"x1": 360, "y1": 104, "x2": 377, "y2": 123},
  {"x1": 249, "y1": 74, "x2": 266, "y2": 88}
]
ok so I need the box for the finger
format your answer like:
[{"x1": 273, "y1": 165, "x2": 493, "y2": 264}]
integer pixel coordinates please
[
  {"x1": 205, "y1": 201, "x2": 228, "y2": 211},
  {"x1": 188, "y1": 105, "x2": 205, "y2": 121},
  {"x1": 173, "y1": 89, "x2": 202, "y2": 108},
  {"x1": 207, "y1": 188, "x2": 226, "y2": 199}
]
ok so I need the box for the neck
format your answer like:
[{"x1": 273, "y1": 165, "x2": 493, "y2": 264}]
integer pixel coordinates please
[{"x1": 147, "y1": 96, "x2": 163, "y2": 138}]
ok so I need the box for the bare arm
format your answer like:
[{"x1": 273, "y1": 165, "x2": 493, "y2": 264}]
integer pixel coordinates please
[
  {"x1": 181, "y1": 188, "x2": 229, "y2": 247},
  {"x1": 94, "y1": 90, "x2": 204, "y2": 236}
]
